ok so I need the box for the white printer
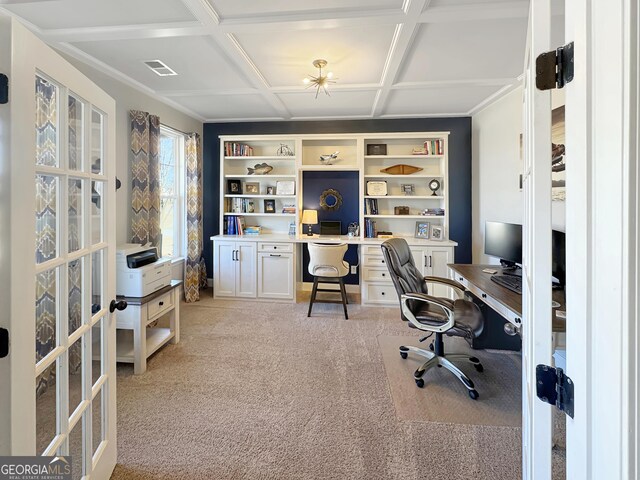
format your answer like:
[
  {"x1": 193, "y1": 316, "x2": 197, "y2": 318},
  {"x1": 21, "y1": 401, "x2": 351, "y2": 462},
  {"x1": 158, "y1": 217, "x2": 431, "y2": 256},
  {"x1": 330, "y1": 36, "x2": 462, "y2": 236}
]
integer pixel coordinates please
[{"x1": 116, "y1": 244, "x2": 172, "y2": 297}]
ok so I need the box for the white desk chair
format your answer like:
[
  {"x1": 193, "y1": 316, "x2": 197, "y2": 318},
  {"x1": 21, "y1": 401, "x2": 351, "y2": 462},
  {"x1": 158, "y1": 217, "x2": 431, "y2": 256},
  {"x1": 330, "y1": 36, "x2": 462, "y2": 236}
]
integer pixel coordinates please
[{"x1": 307, "y1": 243, "x2": 350, "y2": 319}]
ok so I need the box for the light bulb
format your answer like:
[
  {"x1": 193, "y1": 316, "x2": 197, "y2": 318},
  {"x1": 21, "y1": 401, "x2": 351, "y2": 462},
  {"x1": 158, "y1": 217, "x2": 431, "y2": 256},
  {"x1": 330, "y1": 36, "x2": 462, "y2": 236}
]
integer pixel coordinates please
[
  {"x1": 327, "y1": 72, "x2": 333, "y2": 79},
  {"x1": 303, "y1": 78, "x2": 310, "y2": 84}
]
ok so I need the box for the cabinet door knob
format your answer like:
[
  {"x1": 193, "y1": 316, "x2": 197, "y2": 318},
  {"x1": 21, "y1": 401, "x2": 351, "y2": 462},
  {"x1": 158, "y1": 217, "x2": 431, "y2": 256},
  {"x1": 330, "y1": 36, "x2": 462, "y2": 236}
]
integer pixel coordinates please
[
  {"x1": 270, "y1": 254, "x2": 281, "y2": 257},
  {"x1": 382, "y1": 273, "x2": 386, "y2": 277},
  {"x1": 481, "y1": 293, "x2": 487, "y2": 299},
  {"x1": 159, "y1": 301, "x2": 164, "y2": 306},
  {"x1": 381, "y1": 292, "x2": 385, "y2": 295}
]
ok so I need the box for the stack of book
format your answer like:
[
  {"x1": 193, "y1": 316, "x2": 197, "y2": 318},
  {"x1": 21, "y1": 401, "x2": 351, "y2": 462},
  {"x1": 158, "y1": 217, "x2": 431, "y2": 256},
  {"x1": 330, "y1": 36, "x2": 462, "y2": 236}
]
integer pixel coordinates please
[
  {"x1": 364, "y1": 198, "x2": 379, "y2": 215},
  {"x1": 244, "y1": 226, "x2": 262, "y2": 235},
  {"x1": 225, "y1": 198, "x2": 256, "y2": 214},
  {"x1": 423, "y1": 139, "x2": 444, "y2": 156},
  {"x1": 364, "y1": 219, "x2": 378, "y2": 238},
  {"x1": 281, "y1": 205, "x2": 296, "y2": 214},
  {"x1": 224, "y1": 142, "x2": 254, "y2": 156},
  {"x1": 224, "y1": 216, "x2": 246, "y2": 235},
  {"x1": 422, "y1": 208, "x2": 445, "y2": 216}
]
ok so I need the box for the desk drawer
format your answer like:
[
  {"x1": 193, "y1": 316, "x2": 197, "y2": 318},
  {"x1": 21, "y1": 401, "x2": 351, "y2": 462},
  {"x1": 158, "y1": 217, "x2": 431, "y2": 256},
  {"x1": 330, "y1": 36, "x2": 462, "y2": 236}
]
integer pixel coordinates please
[
  {"x1": 363, "y1": 255, "x2": 388, "y2": 268},
  {"x1": 362, "y1": 245, "x2": 384, "y2": 255},
  {"x1": 364, "y1": 283, "x2": 396, "y2": 304},
  {"x1": 363, "y1": 266, "x2": 392, "y2": 283},
  {"x1": 147, "y1": 291, "x2": 173, "y2": 320},
  {"x1": 258, "y1": 242, "x2": 293, "y2": 253}
]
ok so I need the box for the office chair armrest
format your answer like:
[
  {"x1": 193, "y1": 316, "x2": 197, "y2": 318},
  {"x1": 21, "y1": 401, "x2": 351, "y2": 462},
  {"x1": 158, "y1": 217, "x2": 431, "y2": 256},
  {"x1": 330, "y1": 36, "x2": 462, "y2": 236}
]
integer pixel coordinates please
[
  {"x1": 423, "y1": 276, "x2": 466, "y2": 297},
  {"x1": 400, "y1": 293, "x2": 455, "y2": 333}
]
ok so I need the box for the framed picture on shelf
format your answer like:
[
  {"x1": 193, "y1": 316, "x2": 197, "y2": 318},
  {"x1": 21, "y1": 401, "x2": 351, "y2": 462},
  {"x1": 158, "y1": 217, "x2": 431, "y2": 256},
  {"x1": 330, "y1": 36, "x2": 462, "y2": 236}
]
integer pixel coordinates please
[
  {"x1": 415, "y1": 221, "x2": 430, "y2": 239},
  {"x1": 276, "y1": 180, "x2": 295, "y2": 195},
  {"x1": 227, "y1": 179, "x2": 242, "y2": 194},
  {"x1": 431, "y1": 225, "x2": 444, "y2": 241},
  {"x1": 264, "y1": 199, "x2": 276, "y2": 213},
  {"x1": 266, "y1": 186, "x2": 275, "y2": 195},
  {"x1": 366, "y1": 181, "x2": 387, "y2": 196},
  {"x1": 245, "y1": 182, "x2": 260, "y2": 194},
  {"x1": 246, "y1": 201, "x2": 255, "y2": 213}
]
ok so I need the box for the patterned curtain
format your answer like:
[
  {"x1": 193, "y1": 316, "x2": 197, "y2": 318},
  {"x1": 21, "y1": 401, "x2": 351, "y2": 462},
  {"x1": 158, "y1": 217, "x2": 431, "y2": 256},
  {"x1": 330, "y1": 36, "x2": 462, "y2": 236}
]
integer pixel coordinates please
[
  {"x1": 184, "y1": 133, "x2": 207, "y2": 302},
  {"x1": 130, "y1": 110, "x2": 161, "y2": 246}
]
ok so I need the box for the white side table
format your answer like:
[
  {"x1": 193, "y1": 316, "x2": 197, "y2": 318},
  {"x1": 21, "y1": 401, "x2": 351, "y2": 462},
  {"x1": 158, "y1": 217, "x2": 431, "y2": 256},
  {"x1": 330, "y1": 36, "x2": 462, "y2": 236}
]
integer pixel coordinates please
[{"x1": 115, "y1": 280, "x2": 181, "y2": 374}]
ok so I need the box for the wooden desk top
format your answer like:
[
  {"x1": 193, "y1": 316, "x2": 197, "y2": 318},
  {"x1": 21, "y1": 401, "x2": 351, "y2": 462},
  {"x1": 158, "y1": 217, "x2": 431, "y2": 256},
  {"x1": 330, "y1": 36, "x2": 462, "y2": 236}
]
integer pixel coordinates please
[{"x1": 448, "y1": 264, "x2": 566, "y2": 332}]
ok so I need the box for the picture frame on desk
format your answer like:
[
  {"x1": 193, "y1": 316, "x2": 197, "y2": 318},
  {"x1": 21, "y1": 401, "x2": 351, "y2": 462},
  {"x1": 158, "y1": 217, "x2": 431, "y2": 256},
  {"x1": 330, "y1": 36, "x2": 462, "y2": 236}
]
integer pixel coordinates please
[
  {"x1": 431, "y1": 225, "x2": 444, "y2": 241},
  {"x1": 227, "y1": 179, "x2": 242, "y2": 194},
  {"x1": 415, "y1": 221, "x2": 430, "y2": 239},
  {"x1": 264, "y1": 199, "x2": 276, "y2": 213}
]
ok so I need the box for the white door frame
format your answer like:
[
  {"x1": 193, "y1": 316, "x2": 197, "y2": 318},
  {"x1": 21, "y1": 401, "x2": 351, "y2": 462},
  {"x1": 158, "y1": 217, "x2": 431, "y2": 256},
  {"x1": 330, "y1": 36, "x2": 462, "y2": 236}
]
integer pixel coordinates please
[
  {"x1": 564, "y1": 0, "x2": 639, "y2": 478},
  {"x1": 522, "y1": 0, "x2": 553, "y2": 478},
  {"x1": 0, "y1": 16, "x2": 117, "y2": 479}
]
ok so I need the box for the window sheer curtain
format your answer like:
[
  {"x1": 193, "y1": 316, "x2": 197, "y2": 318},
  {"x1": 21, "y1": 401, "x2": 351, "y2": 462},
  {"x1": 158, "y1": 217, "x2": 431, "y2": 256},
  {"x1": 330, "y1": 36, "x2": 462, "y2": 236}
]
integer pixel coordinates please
[
  {"x1": 130, "y1": 110, "x2": 161, "y2": 246},
  {"x1": 184, "y1": 133, "x2": 207, "y2": 302}
]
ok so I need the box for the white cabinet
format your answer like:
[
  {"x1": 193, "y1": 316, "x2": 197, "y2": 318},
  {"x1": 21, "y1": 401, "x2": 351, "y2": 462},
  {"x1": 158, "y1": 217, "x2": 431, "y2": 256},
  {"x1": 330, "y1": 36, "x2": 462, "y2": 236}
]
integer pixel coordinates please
[
  {"x1": 258, "y1": 252, "x2": 294, "y2": 300},
  {"x1": 361, "y1": 244, "x2": 454, "y2": 306},
  {"x1": 214, "y1": 240, "x2": 257, "y2": 298}
]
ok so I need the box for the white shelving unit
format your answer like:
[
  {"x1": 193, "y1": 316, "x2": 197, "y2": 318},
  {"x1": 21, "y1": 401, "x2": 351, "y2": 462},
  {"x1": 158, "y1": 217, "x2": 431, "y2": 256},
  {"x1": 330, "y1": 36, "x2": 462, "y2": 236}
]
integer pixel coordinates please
[
  {"x1": 219, "y1": 132, "x2": 451, "y2": 240},
  {"x1": 220, "y1": 136, "x2": 298, "y2": 235}
]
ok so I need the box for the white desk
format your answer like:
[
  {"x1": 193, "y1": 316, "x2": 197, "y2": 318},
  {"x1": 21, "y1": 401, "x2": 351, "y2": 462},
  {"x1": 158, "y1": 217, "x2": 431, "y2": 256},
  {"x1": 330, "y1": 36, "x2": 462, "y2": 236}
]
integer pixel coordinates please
[{"x1": 210, "y1": 234, "x2": 457, "y2": 306}]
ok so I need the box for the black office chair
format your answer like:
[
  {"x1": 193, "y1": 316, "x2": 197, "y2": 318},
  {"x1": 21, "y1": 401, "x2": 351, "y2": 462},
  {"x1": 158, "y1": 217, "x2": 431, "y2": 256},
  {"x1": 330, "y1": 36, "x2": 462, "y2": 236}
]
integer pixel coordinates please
[{"x1": 381, "y1": 238, "x2": 485, "y2": 400}]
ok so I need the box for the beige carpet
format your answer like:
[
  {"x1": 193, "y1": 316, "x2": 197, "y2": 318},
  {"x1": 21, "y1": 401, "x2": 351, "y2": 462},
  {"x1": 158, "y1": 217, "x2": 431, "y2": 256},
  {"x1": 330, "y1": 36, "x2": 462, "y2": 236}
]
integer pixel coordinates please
[
  {"x1": 109, "y1": 291, "x2": 526, "y2": 480},
  {"x1": 378, "y1": 335, "x2": 522, "y2": 427}
]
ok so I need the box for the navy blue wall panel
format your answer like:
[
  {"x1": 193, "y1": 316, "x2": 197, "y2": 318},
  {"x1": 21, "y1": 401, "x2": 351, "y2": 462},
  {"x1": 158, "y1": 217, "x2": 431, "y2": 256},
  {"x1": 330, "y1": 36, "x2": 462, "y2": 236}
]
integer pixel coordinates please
[
  {"x1": 203, "y1": 118, "x2": 472, "y2": 277},
  {"x1": 301, "y1": 171, "x2": 360, "y2": 285}
]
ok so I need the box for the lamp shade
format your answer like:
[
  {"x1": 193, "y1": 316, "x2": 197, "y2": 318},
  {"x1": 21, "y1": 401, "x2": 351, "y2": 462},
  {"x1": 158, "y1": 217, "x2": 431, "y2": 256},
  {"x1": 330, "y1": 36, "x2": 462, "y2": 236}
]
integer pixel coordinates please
[{"x1": 301, "y1": 209, "x2": 318, "y2": 225}]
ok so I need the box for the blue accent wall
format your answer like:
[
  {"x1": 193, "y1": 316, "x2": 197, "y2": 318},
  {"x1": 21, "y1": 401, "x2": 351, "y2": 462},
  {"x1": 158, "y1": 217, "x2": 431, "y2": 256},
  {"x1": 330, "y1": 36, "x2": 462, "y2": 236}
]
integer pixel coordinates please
[
  {"x1": 301, "y1": 171, "x2": 360, "y2": 285},
  {"x1": 203, "y1": 118, "x2": 472, "y2": 277}
]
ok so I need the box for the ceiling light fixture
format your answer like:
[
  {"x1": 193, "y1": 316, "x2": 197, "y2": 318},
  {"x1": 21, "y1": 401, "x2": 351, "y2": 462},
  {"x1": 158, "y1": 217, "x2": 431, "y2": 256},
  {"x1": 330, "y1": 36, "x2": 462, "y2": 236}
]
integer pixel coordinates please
[{"x1": 303, "y1": 59, "x2": 336, "y2": 98}]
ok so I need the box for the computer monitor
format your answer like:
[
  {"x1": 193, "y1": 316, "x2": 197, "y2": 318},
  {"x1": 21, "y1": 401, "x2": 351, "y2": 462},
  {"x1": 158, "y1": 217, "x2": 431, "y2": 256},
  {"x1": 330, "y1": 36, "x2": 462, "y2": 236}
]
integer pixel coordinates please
[
  {"x1": 320, "y1": 220, "x2": 341, "y2": 236},
  {"x1": 552, "y1": 229, "x2": 566, "y2": 288},
  {"x1": 485, "y1": 221, "x2": 523, "y2": 275}
]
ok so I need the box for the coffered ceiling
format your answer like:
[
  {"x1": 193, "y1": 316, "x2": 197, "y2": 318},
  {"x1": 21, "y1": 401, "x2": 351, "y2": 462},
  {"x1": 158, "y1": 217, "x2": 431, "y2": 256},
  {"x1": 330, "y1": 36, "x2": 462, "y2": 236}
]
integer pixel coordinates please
[{"x1": 0, "y1": 0, "x2": 531, "y2": 122}]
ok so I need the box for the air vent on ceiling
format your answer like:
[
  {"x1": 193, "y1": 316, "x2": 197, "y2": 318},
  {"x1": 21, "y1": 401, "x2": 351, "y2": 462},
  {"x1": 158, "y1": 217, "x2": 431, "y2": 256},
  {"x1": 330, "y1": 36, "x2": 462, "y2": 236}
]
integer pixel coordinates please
[{"x1": 143, "y1": 60, "x2": 178, "y2": 77}]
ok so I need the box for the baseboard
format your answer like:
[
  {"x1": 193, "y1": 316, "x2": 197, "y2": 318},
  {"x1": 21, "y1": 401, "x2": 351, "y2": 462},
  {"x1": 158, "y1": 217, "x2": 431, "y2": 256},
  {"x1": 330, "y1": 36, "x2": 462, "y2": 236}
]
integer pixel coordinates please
[{"x1": 298, "y1": 281, "x2": 360, "y2": 294}]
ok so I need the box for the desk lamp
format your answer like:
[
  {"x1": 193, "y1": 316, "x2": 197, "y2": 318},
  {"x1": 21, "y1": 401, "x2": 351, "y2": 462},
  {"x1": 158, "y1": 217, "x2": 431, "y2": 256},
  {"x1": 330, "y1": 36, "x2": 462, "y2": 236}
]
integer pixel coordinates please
[{"x1": 301, "y1": 209, "x2": 318, "y2": 236}]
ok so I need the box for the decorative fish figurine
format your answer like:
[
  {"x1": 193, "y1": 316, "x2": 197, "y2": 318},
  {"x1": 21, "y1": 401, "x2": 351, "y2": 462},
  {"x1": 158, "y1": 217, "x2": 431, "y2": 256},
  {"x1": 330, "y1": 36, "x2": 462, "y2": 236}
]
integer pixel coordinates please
[
  {"x1": 247, "y1": 163, "x2": 273, "y2": 175},
  {"x1": 380, "y1": 164, "x2": 423, "y2": 175},
  {"x1": 319, "y1": 151, "x2": 340, "y2": 165}
]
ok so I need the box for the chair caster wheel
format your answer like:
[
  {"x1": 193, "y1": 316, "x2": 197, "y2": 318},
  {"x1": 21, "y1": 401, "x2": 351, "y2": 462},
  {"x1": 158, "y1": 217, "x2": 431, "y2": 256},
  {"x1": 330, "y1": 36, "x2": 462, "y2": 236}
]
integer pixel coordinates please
[
  {"x1": 415, "y1": 378, "x2": 425, "y2": 388},
  {"x1": 468, "y1": 389, "x2": 479, "y2": 400},
  {"x1": 400, "y1": 352, "x2": 408, "y2": 359},
  {"x1": 429, "y1": 343, "x2": 434, "y2": 351},
  {"x1": 474, "y1": 363, "x2": 484, "y2": 372}
]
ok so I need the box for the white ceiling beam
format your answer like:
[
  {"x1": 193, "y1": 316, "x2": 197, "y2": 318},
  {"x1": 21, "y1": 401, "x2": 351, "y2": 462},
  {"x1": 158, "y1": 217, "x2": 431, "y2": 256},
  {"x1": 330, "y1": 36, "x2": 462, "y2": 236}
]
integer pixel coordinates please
[
  {"x1": 42, "y1": 22, "x2": 209, "y2": 43},
  {"x1": 393, "y1": 78, "x2": 518, "y2": 89},
  {"x1": 371, "y1": 0, "x2": 430, "y2": 117}
]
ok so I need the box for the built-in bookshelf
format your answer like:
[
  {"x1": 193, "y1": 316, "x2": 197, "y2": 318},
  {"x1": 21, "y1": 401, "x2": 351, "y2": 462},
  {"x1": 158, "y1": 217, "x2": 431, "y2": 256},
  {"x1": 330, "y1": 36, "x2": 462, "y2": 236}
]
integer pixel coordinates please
[
  {"x1": 219, "y1": 132, "x2": 450, "y2": 240},
  {"x1": 220, "y1": 137, "x2": 298, "y2": 235}
]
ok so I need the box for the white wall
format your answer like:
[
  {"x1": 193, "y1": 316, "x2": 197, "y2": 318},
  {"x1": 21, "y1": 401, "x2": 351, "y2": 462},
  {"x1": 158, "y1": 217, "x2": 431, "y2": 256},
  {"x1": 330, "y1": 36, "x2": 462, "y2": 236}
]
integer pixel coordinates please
[
  {"x1": 59, "y1": 55, "x2": 203, "y2": 279},
  {"x1": 472, "y1": 85, "x2": 565, "y2": 264}
]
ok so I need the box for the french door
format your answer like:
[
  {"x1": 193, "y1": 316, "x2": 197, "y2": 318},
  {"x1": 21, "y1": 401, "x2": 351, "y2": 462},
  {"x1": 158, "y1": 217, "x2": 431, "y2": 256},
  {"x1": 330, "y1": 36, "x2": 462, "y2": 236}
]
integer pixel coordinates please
[{"x1": 0, "y1": 17, "x2": 117, "y2": 479}]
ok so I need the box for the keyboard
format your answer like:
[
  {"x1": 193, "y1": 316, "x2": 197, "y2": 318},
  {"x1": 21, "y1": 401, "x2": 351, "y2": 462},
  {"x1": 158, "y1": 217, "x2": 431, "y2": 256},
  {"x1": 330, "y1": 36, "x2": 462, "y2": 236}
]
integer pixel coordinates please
[{"x1": 490, "y1": 274, "x2": 523, "y2": 294}]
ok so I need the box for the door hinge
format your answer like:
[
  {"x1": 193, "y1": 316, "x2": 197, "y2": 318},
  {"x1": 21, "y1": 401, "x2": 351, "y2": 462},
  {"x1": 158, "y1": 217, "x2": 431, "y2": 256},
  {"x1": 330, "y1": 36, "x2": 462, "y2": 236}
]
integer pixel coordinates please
[
  {"x1": 536, "y1": 42, "x2": 574, "y2": 90},
  {"x1": 0, "y1": 73, "x2": 7, "y2": 104},
  {"x1": 536, "y1": 364, "x2": 574, "y2": 418},
  {"x1": 0, "y1": 328, "x2": 8, "y2": 358}
]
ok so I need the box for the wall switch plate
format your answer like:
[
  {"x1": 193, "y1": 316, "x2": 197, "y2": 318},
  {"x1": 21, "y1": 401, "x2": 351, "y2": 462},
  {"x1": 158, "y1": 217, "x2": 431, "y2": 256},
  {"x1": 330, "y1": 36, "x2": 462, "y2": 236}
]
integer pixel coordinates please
[{"x1": 351, "y1": 266, "x2": 357, "y2": 275}]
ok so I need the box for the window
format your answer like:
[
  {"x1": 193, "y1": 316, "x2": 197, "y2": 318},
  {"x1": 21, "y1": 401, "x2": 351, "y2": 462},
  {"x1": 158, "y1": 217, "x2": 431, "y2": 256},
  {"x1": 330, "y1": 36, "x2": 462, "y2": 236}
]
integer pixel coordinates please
[{"x1": 159, "y1": 126, "x2": 185, "y2": 258}]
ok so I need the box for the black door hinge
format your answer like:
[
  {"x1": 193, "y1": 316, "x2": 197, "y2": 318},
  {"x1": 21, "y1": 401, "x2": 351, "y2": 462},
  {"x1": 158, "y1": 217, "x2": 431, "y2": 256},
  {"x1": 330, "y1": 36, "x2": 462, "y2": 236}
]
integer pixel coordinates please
[
  {"x1": 0, "y1": 73, "x2": 8, "y2": 104},
  {"x1": 536, "y1": 42, "x2": 574, "y2": 90},
  {"x1": 536, "y1": 364, "x2": 574, "y2": 418},
  {"x1": 0, "y1": 328, "x2": 8, "y2": 358}
]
